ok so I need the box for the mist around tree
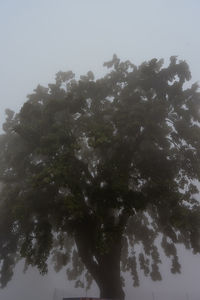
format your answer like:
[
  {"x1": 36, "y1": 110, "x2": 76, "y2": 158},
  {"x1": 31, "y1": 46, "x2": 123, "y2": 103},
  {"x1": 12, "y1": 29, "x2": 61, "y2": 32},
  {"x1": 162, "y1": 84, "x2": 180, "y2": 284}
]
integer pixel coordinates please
[{"x1": 0, "y1": 55, "x2": 200, "y2": 300}]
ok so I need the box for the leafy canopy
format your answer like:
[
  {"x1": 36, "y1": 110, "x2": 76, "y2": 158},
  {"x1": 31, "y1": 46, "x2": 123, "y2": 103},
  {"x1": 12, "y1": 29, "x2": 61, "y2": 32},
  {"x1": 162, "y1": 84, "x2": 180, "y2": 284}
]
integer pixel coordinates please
[{"x1": 0, "y1": 55, "x2": 200, "y2": 289}]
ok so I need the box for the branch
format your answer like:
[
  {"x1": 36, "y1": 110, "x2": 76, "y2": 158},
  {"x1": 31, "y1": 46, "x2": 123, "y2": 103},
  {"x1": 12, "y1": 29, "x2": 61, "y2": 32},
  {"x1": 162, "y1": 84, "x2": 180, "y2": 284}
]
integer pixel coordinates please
[
  {"x1": 118, "y1": 210, "x2": 131, "y2": 229},
  {"x1": 74, "y1": 226, "x2": 100, "y2": 283}
]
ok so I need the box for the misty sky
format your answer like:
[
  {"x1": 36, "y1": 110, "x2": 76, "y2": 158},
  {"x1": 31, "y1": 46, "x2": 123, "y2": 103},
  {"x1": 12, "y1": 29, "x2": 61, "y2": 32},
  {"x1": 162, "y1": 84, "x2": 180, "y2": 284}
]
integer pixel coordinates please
[{"x1": 1, "y1": 0, "x2": 200, "y2": 299}]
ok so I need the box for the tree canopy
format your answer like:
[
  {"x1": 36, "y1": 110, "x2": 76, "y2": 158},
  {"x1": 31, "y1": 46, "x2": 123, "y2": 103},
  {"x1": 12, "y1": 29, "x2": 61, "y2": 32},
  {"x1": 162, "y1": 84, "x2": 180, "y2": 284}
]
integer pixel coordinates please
[{"x1": 0, "y1": 55, "x2": 200, "y2": 299}]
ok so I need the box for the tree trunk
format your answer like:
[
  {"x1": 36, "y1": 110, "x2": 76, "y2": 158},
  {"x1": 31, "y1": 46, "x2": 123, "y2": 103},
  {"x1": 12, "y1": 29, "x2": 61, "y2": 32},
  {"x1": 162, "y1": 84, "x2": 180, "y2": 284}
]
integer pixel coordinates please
[
  {"x1": 75, "y1": 228, "x2": 125, "y2": 300},
  {"x1": 97, "y1": 253, "x2": 125, "y2": 300}
]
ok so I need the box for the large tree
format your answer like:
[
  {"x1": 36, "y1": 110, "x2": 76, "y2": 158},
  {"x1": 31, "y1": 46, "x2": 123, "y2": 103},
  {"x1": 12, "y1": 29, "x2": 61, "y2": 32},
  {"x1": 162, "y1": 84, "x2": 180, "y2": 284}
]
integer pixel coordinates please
[{"x1": 0, "y1": 55, "x2": 200, "y2": 300}]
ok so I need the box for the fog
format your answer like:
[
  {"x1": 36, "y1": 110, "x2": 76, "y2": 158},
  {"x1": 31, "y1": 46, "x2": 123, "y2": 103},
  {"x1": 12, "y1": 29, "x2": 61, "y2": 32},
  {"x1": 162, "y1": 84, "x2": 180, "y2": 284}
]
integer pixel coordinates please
[
  {"x1": 1, "y1": 246, "x2": 200, "y2": 300},
  {"x1": 1, "y1": 0, "x2": 200, "y2": 299}
]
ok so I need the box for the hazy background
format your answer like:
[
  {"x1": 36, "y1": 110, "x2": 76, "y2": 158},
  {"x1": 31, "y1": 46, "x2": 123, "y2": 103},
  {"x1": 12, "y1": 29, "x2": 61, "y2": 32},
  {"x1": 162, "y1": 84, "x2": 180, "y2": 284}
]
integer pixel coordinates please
[{"x1": 1, "y1": 0, "x2": 200, "y2": 299}]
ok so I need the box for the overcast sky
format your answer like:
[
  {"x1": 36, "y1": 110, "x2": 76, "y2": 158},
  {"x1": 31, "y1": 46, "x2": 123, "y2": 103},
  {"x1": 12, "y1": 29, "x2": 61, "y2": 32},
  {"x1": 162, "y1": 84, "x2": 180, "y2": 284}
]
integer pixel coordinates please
[{"x1": 1, "y1": 1, "x2": 200, "y2": 300}]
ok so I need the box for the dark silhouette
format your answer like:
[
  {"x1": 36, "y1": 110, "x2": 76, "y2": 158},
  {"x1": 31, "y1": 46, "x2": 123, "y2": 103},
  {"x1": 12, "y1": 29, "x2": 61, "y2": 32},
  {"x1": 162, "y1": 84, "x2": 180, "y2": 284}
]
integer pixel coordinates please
[{"x1": 0, "y1": 55, "x2": 200, "y2": 300}]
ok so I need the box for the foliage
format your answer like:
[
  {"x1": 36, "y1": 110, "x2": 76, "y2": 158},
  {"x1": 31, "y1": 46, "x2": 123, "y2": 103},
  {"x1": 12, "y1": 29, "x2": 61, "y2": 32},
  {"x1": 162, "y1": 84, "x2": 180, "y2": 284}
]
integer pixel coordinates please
[{"x1": 0, "y1": 55, "x2": 200, "y2": 296}]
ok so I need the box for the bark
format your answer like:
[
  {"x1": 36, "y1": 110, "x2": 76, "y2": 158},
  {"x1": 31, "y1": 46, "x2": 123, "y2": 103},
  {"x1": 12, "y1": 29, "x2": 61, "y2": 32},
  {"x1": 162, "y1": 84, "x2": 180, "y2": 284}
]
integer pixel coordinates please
[
  {"x1": 97, "y1": 250, "x2": 125, "y2": 300},
  {"x1": 75, "y1": 224, "x2": 125, "y2": 300}
]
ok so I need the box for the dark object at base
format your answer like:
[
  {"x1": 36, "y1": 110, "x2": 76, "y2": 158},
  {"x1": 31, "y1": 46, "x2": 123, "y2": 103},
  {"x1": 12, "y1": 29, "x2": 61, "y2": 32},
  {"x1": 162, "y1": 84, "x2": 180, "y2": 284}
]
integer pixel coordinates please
[{"x1": 63, "y1": 298, "x2": 118, "y2": 300}]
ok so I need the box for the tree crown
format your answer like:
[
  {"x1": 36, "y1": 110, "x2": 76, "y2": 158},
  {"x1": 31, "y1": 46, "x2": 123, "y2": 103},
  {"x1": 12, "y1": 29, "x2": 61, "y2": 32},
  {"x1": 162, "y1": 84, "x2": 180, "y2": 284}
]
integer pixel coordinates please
[{"x1": 0, "y1": 55, "x2": 200, "y2": 289}]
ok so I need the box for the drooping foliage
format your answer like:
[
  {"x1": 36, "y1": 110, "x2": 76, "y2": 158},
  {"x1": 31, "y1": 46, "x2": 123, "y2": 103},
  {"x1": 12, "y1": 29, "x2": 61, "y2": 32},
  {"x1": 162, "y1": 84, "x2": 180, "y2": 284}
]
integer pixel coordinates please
[{"x1": 0, "y1": 55, "x2": 200, "y2": 298}]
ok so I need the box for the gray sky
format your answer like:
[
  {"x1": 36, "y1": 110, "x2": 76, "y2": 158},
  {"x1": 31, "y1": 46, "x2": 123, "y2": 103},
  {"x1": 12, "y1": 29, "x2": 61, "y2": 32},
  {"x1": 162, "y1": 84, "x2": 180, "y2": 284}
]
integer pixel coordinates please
[{"x1": 1, "y1": 0, "x2": 200, "y2": 299}]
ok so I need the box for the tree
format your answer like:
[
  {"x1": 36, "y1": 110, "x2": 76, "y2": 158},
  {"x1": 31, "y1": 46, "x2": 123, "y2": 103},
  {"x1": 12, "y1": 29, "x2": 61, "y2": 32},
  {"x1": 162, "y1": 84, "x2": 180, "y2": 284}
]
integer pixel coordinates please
[{"x1": 0, "y1": 55, "x2": 200, "y2": 300}]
